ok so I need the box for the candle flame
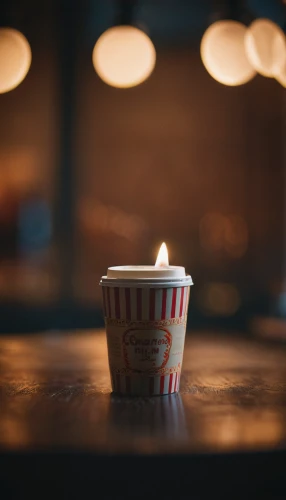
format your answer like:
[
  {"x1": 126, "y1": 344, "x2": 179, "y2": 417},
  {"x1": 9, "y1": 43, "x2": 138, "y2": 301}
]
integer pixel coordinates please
[{"x1": 155, "y1": 242, "x2": 169, "y2": 267}]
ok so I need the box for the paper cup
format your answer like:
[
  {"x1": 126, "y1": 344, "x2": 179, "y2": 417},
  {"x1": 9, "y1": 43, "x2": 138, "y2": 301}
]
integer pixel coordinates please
[{"x1": 100, "y1": 277, "x2": 192, "y2": 396}]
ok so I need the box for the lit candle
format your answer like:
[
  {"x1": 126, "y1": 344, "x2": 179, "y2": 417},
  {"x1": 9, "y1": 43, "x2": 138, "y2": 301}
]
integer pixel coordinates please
[{"x1": 105, "y1": 242, "x2": 192, "y2": 283}]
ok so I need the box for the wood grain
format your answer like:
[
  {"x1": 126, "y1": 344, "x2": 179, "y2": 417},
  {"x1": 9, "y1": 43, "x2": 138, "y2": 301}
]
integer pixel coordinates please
[{"x1": 1, "y1": 330, "x2": 286, "y2": 455}]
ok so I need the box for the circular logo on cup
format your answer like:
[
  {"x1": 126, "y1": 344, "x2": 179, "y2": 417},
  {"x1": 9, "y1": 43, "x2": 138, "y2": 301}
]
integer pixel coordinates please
[{"x1": 122, "y1": 327, "x2": 172, "y2": 373}]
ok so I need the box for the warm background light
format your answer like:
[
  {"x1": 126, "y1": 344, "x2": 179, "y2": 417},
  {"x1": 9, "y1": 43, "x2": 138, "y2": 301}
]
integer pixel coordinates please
[
  {"x1": 92, "y1": 25, "x2": 156, "y2": 88},
  {"x1": 199, "y1": 213, "x2": 248, "y2": 258},
  {"x1": 245, "y1": 19, "x2": 286, "y2": 78},
  {"x1": 200, "y1": 20, "x2": 256, "y2": 86},
  {"x1": 0, "y1": 27, "x2": 31, "y2": 94},
  {"x1": 199, "y1": 282, "x2": 241, "y2": 316}
]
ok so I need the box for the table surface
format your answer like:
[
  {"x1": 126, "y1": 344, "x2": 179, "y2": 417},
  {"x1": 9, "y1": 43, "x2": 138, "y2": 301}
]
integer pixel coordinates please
[{"x1": 1, "y1": 329, "x2": 286, "y2": 456}]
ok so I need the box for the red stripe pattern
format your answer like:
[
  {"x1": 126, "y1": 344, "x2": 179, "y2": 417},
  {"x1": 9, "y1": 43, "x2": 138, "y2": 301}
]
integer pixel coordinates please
[
  {"x1": 136, "y1": 288, "x2": 142, "y2": 320},
  {"x1": 102, "y1": 286, "x2": 190, "y2": 321},
  {"x1": 114, "y1": 287, "x2": 120, "y2": 319},
  {"x1": 125, "y1": 288, "x2": 131, "y2": 320},
  {"x1": 179, "y1": 287, "x2": 185, "y2": 317},
  {"x1": 168, "y1": 373, "x2": 174, "y2": 393},
  {"x1": 171, "y1": 288, "x2": 177, "y2": 318},
  {"x1": 149, "y1": 288, "x2": 155, "y2": 320},
  {"x1": 161, "y1": 289, "x2": 167, "y2": 319}
]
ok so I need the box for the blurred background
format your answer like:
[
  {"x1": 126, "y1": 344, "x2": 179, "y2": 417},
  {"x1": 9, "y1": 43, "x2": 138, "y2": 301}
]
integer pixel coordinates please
[{"x1": 0, "y1": 0, "x2": 285, "y2": 334}]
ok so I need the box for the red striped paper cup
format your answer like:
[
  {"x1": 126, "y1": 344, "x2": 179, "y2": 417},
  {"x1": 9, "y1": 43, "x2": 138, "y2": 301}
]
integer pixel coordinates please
[{"x1": 100, "y1": 276, "x2": 192, "y2": 396}]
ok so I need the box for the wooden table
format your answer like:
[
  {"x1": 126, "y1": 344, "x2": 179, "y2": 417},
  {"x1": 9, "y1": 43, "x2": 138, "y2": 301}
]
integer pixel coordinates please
[{"x1": 1, "y1": 330, "x2": 286, "y2": 495}]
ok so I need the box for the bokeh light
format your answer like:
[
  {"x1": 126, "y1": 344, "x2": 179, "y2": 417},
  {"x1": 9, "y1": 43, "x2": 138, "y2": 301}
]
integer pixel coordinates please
[
  {"x1": 92, "y1": 25, "x2": 156, "y2": 88},
  {"x1": 79, "y1": 200, "x2": 147, "y2": 243},
  {"x1": 200, "y1": 20, "x2": 256, "y2": 86},
  {"x1": 245, "y1": 19, "x2": 286, "y2": 78},
  {"x1": 199, "y1": 282, "x2": 241, "y2": 316},
  {"x1": 224, "y1": 215, "x2": 248, "y2": 258},
  {"x1": 199, "y1": 212, "x2": 226, "y2": 252},
  {"x1": 204, "y1": 410, "x2": 283, "y2": 450},
  {"x1": 199, "y1": 213, "x2": 248, "y2": 258},
  {"x1": 0, "y1": 28, "x2": 31, "y2": 94}
]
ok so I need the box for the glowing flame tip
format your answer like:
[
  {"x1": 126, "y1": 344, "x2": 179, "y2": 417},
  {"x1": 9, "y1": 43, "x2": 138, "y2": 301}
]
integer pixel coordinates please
[{"x1": 155, "y1": 242, "x2": 169, "y2": 267}]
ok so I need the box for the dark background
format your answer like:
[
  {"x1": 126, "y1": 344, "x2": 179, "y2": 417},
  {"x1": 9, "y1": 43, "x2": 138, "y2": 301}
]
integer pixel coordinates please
[{"x1": 0, "y1": 0, "x2": 285, "y2": 333}]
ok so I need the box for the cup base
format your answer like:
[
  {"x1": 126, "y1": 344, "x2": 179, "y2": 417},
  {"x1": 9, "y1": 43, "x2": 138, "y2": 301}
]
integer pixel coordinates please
[
  {"x1": 111, "y1": 390, "x2": 179, "y2": 397},
  {"x1": 110, "y1": 372, "x2": 181, "y2": 397}
]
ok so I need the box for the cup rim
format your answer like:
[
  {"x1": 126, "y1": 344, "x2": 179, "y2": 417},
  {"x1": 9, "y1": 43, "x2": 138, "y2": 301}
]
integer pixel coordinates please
[{"x1": 100, "y1": 275, "x2": 193, "y2": 288}]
